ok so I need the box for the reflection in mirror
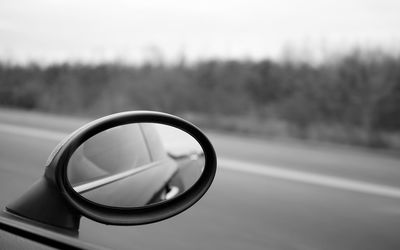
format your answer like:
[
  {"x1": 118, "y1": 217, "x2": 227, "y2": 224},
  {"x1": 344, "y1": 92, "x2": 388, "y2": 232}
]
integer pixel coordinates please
[{"x1": 67, "y1": 123, "x2": 204, "y2": 208}]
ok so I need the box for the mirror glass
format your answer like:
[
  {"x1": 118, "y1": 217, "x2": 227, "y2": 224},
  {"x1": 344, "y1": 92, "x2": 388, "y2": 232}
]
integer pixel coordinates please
[{"x1": 67, "y1": 123, "x2": 204, "y2": 208}]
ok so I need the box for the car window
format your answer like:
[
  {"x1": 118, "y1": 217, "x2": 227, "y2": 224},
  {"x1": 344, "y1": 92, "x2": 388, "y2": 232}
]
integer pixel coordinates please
[
  {"x1": 139, "y1": 123, "x2": 168, "y2": 161},
  {"x1": 68, "y1": 124, "x2": 151, "y2": 185}
]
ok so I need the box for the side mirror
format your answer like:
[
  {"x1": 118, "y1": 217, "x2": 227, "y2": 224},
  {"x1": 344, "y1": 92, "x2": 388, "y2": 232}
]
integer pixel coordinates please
[{"x1": 5, "y1": 111, "x2": 217, "y2": 231}]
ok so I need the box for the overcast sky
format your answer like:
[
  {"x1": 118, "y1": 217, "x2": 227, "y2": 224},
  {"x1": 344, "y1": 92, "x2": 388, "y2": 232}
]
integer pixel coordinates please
[{"x1": 0, "y1": 0, "x2": 399, "y2": 64}]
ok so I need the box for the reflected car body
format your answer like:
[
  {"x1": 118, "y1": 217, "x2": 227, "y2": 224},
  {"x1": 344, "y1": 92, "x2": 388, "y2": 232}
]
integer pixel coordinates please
[{"x1": 67, "y1": 123, "x2": 201, "y2": 207}]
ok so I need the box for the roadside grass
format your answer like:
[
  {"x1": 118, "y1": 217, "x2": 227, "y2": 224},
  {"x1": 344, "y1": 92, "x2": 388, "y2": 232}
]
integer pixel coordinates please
[
  {"x1": 1, "y1": 106, "x2": 399, "y2": 156},
  {"x1": 184, "y1": 113, "x2": 400, "y2": 152}
]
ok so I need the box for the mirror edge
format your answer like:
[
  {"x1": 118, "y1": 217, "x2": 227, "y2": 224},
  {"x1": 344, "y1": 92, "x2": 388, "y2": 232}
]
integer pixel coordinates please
[{"x1": 55, "y1": 111, "x2": 217, "y2": 225}]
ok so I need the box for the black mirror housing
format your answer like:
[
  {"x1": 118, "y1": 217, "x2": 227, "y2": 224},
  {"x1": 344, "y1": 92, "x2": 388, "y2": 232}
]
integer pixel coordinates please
[{"x1": 5, "y1": 111, "x2": 217, "y2": 231}]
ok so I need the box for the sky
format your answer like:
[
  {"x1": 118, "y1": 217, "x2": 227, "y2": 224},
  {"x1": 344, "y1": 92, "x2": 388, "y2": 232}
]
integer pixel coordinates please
[{"x1": 0, "y1": 0, "x2": 399, "y2": 64}]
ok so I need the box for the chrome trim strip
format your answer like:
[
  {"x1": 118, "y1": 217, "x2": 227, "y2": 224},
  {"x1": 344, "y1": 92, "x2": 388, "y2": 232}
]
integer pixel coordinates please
[{"x1": 73, "y1": 161, "x2": 161, "y2": 194}]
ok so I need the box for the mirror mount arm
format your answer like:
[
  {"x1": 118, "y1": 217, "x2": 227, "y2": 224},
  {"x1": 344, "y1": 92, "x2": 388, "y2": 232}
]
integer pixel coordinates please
[{"x1": 5, "y1": 171, "x2": 81, "y2": 232}]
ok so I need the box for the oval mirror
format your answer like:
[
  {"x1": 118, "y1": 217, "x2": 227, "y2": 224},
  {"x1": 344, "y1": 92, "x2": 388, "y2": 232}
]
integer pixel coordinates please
[{"x1": 66, "y1": 123, "x2": 204, "y2": 208}]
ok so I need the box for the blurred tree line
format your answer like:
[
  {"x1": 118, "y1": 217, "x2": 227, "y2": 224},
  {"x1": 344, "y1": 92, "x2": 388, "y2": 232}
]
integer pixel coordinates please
[{"x1": 0, "y1": 50, "x2": 399, "y2": 148}]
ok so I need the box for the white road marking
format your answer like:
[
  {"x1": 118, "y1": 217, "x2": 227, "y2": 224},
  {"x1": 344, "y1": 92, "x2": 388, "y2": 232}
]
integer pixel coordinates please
[
  {"x1": 218, "y1": 159, "x2": 400, "y2": 199},
  {"x1": 1, "y1": 122, "x2": 400, "y2": 199},
  {"x1": 0, "y1": 123, "x2": 66, "y2": 141}
]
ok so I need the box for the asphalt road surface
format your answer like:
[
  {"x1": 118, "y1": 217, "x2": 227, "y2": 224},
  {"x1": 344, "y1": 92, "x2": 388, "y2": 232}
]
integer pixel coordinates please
[{"x1": 1, "y1": 109, "x2": 400, "y2": 250}]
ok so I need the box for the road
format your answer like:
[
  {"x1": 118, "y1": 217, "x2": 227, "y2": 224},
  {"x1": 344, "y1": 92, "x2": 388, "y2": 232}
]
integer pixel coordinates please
[{"x1": 1, "y1": 109, "x2": 400, "y2": 249}]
